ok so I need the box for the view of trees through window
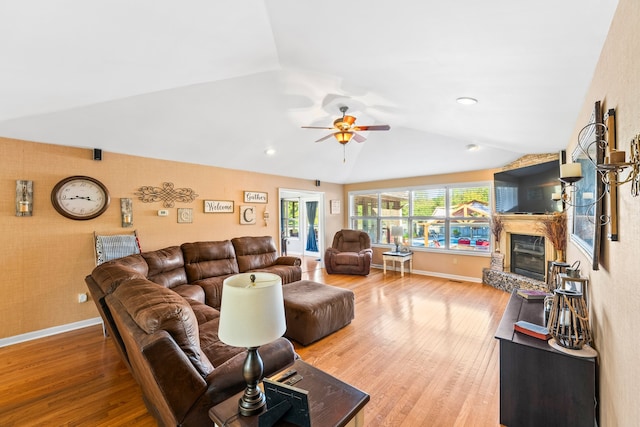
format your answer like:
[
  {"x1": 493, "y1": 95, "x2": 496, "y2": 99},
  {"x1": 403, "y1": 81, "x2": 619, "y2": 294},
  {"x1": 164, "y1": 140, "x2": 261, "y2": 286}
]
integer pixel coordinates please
[
  {"x1": 281, "y1": 199, "x2": 299, "y2": 238},
  {"x1": 350, "y1": 185, "x2": 491, "y2": 252}
]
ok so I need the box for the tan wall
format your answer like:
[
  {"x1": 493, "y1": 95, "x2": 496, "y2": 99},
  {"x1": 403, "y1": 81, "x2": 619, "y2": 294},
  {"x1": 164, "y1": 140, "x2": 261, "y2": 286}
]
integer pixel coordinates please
[
  {"x1": 346, "y1": 168, "x2": 497, "y2": 279},
  {"x1": 0, "y1": 138, "x2": 344, "y2": 338},
  {"x1": 564, "y1": 0, "x2": 640, "y2": 424}
]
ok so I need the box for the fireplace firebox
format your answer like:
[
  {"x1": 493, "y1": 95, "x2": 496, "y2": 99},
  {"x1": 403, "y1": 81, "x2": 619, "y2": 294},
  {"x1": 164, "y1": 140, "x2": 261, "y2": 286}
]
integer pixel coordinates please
[{"x1": 510, "y1": 234, "x2": 545, "y2": 281}]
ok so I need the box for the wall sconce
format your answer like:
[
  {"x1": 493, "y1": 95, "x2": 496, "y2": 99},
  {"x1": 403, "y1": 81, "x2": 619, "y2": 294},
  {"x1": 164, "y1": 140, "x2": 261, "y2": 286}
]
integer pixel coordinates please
[
  {"x1": 120, "y1": 198, "x2": 133, "y2": 227},
  {"x1": 547, "y1": 289, "x2": 592, "y2": 351},
  {"x1": 263, "y1": 208, "x2": 270, "y2": 226},
  {"x1": 16, "y1": 180, "x2": 33, "y2": 217}
]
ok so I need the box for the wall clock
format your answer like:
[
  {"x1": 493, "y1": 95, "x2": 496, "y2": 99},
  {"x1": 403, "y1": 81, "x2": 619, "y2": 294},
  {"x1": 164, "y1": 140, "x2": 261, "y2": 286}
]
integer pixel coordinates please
[{"x1": 51, "y1": 175, "x2": 110, "y2": 220}]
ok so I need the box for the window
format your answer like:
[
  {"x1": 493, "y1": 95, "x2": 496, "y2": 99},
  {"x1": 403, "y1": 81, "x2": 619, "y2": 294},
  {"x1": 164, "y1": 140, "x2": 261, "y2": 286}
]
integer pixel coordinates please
[
  {"x1": 281, "y1": 199, "x2": 300, "y2": 239},
  {"x1": 350, "y1": 184, "x2": 491, "y2": 252}
]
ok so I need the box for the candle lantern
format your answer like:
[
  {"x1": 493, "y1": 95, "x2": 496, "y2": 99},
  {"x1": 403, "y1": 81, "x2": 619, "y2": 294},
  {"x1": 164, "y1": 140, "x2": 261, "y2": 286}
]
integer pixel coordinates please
[{"x1": 547, "y1": 289, "x2": 592, "y2": 350}]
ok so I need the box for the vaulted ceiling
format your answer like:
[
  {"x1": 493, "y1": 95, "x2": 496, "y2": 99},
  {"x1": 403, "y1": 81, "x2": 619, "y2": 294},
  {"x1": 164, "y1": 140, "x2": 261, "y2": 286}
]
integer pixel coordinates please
[{"x1": 0, "y1": 1, "x2": 618, "y2": 183}]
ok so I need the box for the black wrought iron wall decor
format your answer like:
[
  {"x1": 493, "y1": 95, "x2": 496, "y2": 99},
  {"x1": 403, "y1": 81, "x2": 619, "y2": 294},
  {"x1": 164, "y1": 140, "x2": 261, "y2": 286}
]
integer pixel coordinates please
[{"x1": 135, "y1": 182, "x2": 198, "y2": 208}]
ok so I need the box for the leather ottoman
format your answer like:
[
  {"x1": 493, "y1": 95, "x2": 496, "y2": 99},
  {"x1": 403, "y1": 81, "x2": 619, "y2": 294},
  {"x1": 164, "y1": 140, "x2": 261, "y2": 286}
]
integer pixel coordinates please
[{"x1": 282, "y1": 280, "x2": 355, "y2": 346}]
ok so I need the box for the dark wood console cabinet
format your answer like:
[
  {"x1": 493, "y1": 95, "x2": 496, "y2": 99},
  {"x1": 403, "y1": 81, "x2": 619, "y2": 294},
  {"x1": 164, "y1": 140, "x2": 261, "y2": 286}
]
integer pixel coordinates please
[{"x1": 495, "y1": 291, "x2": 597, "y2": 427}]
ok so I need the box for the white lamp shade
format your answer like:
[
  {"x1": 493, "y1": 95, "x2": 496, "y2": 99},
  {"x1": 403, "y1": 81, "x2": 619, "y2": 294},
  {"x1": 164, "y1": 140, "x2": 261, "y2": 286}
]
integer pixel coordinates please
[
  {"x1": 391, "y1": 226, "x2": 403, "y2": 237},
  {"x1": 218, "y1": 273, "x2": 286, "y2": 348}
]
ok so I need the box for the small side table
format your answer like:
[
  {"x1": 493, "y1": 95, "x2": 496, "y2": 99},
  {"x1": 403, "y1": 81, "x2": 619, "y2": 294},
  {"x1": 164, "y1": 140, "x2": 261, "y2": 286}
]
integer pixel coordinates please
[
  {"x1": 209, "y1": 359, "x2": 369, "y2": 427},
  {"x1": 382, "y1": 251, "x2": 413, "y2": 277}
]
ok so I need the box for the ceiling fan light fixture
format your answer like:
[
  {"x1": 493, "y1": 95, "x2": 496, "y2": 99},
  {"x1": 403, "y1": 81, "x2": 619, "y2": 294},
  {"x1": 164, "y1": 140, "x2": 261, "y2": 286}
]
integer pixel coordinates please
[
  {"x1": 264, "y1": 148, "x2": 276, "y2": 156},
  {"x1": 335, "y1": 132, "x2": 354, "y2": 144},
  {"x1": 456, "y1": 97, "x2": 478, "y2": 105}
]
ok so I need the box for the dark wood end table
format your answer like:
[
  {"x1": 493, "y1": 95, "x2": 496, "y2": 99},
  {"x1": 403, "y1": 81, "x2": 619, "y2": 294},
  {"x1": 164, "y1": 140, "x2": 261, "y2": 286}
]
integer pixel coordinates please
[{"x1": 209, "y1": 359, "x2": 369, "y2": 427}]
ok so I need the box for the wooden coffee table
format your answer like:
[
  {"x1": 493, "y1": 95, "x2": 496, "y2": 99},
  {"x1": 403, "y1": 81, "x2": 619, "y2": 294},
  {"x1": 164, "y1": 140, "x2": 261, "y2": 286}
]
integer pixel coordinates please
[{"x1": 209, "y1": 359, "x2": 369, "y2": 427}]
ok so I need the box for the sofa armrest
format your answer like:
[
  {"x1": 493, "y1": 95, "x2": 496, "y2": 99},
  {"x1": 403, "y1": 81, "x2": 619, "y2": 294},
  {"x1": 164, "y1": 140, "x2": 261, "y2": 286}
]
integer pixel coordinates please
[
  {"x1": 359, "y1": 248, "x2": 373, "y2": 256},
  {"x1": 275, "y1": 256, "x2": 302, "y2": 267}
]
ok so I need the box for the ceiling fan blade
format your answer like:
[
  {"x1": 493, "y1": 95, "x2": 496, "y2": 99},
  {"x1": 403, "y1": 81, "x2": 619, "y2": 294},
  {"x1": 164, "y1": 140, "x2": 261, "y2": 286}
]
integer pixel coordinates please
[
  {"x1": 352, "y1": 133, "x2": 367, "y2": 143},
  {"x1": 302, "y1": 126, "x2": 335, "y2": 130},
  {"x1": 315, "y1": 133, "x2": 336, "y2": 143},
  {"x1": 353, "y1": 124, "x2": 390, "y2": 131}
]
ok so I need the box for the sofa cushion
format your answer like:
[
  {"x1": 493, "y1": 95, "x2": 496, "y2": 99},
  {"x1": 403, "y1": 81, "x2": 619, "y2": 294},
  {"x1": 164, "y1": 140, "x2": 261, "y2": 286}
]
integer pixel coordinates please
[
  {"x1": 142, "y1": 246, "x2": 188, "y2": 289},
  {"x1": 172, "y1": 283, "x2": 206, "y2": 304},
  {"x1": 112, "y1": 278, "x2": 214, "y2": 377},
  {"x1": 231, "y1": 236, "x2": 278, "y2": 272},
  {"x1": 191, "y1": 275, "x2": 235, "y2": 310},
  {"x1": 198, "y1": 318, "x2": 246, "y2": 367},
  {"x1": 187, "y1": 300, "x2": 220, "y2": 325},
  {"x1": 90, "y1": 254, "x2": 148, "y2": 294},
  {"x1": 181, "y1": 241, "x2": 239, "y2": 282}
]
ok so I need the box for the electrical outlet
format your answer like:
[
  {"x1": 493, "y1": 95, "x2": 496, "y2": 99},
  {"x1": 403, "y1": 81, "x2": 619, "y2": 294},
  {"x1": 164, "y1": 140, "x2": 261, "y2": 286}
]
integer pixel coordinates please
[{"x1": 78, "y1": 293, "x2": 88, "y2": 303}]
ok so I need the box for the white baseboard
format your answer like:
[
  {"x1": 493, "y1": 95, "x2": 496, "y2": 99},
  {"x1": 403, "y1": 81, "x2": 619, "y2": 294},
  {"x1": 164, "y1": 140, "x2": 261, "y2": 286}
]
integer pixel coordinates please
[
  {"x1": 372, "y1": 264, "x2": 481, "y2": 283},
  {"x1": 0, "y1": 317, "x2": 102, "y2": 348}
]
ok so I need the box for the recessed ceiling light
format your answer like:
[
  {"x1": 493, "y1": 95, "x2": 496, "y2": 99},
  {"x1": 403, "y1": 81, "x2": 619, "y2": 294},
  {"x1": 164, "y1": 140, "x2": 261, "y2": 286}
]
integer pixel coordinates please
[
  {"x1": 466, "y1": 144, "x2": 480, "y2": 151},
  {"x1": 264, "y1": 148, "x2": 276, "y2": 156},
  {"x1": 456, "y1": 97, "x2": 478, "y2": 105}
]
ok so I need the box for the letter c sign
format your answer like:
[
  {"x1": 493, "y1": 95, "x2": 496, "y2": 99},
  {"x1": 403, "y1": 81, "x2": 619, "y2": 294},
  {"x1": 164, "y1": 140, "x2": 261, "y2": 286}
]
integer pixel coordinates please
[{"x1": 240, "y1": 205, "x2": 256, "y2": 224}]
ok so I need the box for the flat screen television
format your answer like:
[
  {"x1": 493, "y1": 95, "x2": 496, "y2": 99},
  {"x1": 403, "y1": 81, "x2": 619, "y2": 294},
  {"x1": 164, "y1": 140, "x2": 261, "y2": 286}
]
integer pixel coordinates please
[{"x1": 494, "y1": 160, "x2": 562, "y2": 214}]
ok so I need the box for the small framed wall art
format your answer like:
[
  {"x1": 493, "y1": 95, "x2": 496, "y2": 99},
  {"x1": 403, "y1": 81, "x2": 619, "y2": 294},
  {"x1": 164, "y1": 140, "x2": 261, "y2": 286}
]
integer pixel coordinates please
[
  {"x1": 330, "y1": 199, "x2": 341, "y2": 215},
  {"x1": 244, "y1": 191, "x2": 268, "y2": 203},
  {"x1": 204, "y1": 200, "x2": 234, "y2": 213},
  {"x1": 240, "y1": 205, "x2": 256, "y2": 224},
  {"x1": 177, "y1": 208, "x2": 193, "y2": 223}
]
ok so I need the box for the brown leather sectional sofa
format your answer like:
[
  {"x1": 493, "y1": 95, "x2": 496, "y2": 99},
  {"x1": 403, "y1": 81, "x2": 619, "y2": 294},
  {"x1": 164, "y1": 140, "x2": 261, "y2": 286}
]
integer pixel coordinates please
[{"x1": 85, "y1": 236, "x2": 301, "y2": 426}]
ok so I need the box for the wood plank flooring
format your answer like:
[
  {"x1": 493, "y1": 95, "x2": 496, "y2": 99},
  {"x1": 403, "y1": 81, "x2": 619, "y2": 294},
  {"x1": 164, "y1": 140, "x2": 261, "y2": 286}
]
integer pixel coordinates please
[{"x1": 0, "y1": 260, "x2": 509, "y2": 426}]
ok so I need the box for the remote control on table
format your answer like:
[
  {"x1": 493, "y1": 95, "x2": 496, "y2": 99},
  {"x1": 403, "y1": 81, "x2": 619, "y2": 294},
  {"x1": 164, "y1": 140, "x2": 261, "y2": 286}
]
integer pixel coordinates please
[
  {"x1": 282, "y1": 374, "x2": 303, "y2": 386},
  {"x1": 277, "y1": 369, "x2": 297, "y2": 382}
]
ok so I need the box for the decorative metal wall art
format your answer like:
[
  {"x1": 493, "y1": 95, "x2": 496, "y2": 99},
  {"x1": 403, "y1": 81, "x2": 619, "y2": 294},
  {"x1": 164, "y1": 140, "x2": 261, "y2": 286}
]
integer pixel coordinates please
[{"x1": 135, "y1": 182, "x2": 198, "y2": 208}]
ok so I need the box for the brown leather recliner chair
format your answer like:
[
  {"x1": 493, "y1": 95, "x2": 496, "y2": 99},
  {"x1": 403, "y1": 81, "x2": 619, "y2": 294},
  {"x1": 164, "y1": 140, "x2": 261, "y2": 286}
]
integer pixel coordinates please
[{"x1": 325, "y1": 229, "x2": 373, "y2": 275}]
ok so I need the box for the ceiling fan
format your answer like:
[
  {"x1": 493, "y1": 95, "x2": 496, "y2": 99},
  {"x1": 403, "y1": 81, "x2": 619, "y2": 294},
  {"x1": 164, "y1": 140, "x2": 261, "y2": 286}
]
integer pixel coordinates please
[{"x1": 302, "y1": 106, "x2": 390, "y2": 145}]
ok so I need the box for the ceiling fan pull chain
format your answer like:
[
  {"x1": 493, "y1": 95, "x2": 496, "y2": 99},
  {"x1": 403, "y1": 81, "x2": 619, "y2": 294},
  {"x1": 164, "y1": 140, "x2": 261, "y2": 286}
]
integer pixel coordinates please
[{"x1": 343, "y1": 145, "x2": 346, "y2": 163}]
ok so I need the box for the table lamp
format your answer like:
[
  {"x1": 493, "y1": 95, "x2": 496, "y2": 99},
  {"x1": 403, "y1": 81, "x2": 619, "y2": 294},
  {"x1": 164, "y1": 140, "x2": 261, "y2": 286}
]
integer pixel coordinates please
[
  {"x1": 218, "y1": 273, "x2": 287, "y2": 416},
  {"x1": 391, "y1": 226, "x2": 403, "y2": 252}
]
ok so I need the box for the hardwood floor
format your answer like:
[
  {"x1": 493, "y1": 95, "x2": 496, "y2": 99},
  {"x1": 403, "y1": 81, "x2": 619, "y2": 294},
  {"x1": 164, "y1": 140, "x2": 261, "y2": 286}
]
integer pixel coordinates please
[{"x1": 0, "y1": 261, "x2": 509, "y2": 426}]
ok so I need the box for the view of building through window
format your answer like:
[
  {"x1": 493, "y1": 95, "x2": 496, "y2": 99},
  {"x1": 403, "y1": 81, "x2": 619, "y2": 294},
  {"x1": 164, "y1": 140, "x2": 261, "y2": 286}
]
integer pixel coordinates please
[{"x1": 350, "y1": 185, "x2": 491, "y2": 252}]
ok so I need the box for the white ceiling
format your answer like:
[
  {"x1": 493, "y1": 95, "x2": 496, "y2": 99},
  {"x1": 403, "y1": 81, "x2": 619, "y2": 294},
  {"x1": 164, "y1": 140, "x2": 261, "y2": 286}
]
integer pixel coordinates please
[{"x1": 0, "y1": 0, "x2": 618, "y2": 184}]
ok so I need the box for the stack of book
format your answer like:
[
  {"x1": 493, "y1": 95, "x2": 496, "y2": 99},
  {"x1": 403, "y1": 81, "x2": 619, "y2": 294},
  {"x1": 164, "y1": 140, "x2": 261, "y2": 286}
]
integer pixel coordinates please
[{"x1": 516, "y1": 289, "x2": 552, "y2": 300}]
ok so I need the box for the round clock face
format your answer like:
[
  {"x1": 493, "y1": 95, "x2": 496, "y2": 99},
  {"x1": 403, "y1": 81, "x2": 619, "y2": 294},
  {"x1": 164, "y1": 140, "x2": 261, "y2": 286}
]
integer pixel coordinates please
[{"x1": 51, "y1": 176, "x2": 110, "y2": 220}]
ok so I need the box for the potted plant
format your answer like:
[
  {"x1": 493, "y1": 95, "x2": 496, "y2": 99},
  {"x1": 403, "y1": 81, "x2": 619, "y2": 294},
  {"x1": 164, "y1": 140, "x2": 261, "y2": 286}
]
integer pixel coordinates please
[{"x1": 537, "y1": 212, "x2": 567, "y2": 262}]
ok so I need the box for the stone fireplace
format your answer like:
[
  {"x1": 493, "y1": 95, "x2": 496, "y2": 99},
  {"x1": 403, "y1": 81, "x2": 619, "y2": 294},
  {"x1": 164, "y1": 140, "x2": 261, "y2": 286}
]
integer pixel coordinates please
[{"x1": 496, "y1": 214, "x2": 557, "y2": 283}]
